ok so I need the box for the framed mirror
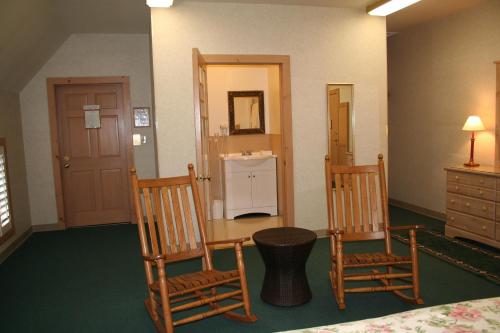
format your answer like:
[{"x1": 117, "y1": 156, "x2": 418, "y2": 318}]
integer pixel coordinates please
[
  {"x1": 327, "y1": 84, "x2": 354, "y2": 166},
  {"x1": 228, "y1": 90, "x2": 265, "y2": 135}
]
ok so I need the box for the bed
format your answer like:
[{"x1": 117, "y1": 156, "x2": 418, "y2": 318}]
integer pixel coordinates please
[{"x1": 279, "y1": 297, "x2": 500, "y2": 333}]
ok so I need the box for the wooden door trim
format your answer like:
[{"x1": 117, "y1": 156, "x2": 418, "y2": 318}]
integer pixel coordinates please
[
  {"x1": 46, "y1": 76, "x2": 135, "y2": 228},
  {"x1": 192, "y1": 51, "x2": 295, "y2": 226}
]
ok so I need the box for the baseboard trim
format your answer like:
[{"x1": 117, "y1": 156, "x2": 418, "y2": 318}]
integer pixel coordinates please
[
  {"x1": 389, "y1": 198, "x2": 446, "y2": 222},
  {"x1": 0, "y1": 227, "x2": 33, "y2": 264},
  {"x1": 314, "y1": 229, "x2": 329, "y2": 238},
  {"x1": 32, "y1": 223, "x2": 65, "y2": 232}
]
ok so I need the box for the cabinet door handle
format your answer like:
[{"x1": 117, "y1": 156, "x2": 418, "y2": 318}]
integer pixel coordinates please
[
  {"x1": 253, "y1": 175, "x2": 255, "y2": 178},
  {"x1": 465, "y1": 202, "x2": 470, "y2": 207}
]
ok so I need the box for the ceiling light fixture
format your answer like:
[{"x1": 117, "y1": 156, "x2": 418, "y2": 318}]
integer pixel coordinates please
[
  {"x1": 367, "y1": 0, "x2": 421, "y2": 16},
  {"x1": 146, "y1": 0, "x2": 174, "y2": 8}
]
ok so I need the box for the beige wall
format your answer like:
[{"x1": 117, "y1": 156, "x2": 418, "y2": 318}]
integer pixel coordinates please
[
  {"x1": 20, "y1": 33, "x2": 156, "y2": 226},
  {"x1": 388, "y1": 0, "x2": 500, "y2": 214},
  {"x1": 150, "y1": 2, "x2": 388, "y2": 231},
  {"x1": 0, "y1": 91, "x2": 32, "y2": 256},
  {"x1": 206, "y1": 65, "x2": 280, "y2": 135}
]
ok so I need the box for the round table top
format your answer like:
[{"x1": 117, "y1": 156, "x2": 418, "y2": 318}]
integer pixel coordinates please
[{"x1": 252, "y1": 227, "x2": 317, "y2": 247}]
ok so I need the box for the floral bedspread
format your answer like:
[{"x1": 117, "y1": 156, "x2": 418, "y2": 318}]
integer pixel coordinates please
[{"x1": 279, "y1": 297, "x2": 500, "y2": 333}]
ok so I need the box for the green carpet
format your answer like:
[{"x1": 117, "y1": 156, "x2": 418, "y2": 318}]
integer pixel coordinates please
[{"x1": 0, "y1": 207, "x2": 499, "y2": 333}]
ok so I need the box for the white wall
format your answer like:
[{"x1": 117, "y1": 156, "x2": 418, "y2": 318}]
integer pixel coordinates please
[
  {"x1": 150, "y1": 2, "x2": 387, "y2": 230},
  {"x1": 206, "y1": 65, "x2": 280, "y2": 136},
  {"x1": 20, "y1": 34, "x2": 156, "y2": 226},
  {"x1": 0, "y1": 91, "x2": 32, "y2": 256},
  {"x1": 388, "y1": 0, "x2": 500, "y2": 214}
]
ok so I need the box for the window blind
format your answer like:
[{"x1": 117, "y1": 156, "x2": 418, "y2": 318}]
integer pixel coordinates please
[{"x1": 0, "y1": 146, "x2": 11, "y2": 237}]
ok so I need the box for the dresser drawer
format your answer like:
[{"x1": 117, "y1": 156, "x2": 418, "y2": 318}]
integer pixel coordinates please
[
  {"x1": 447, "y1": 182, "x2": 495, "y2": 201},
  {"x1": 447, "y1": 193, "x2": 495, "y2": 219},
  {"x1": 447, "y1": 210, "x2": 495, "y2": 238},
  {"x1": 447, "y1": 171, "x2": 495, "y2": 189}
]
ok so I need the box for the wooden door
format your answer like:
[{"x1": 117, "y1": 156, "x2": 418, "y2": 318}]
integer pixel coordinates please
[
  {"x1": 56, "y1": 84, "x2": 131, "y2": 227},
  {"x1": 328, "y1": 88, "x2": 340, "y2": 164},
  {"x1": 193, "y1": 49, "x2": 212, "y2": 219},
  {"x1": 337, "y1": 102, "x2": 349, "y2": 165}
]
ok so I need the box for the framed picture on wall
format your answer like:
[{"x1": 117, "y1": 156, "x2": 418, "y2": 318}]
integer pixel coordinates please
[{"x1": 133, "y1": 107, "x2": 151, "y2": 127}]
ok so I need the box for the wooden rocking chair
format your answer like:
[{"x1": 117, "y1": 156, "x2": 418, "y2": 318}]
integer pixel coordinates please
[
  {"x1": 130, "y1": 164, "x2": 257, "y2": 332},
  {"x1": 325, "y1": 154, "x2": 424, "y2": 310}
]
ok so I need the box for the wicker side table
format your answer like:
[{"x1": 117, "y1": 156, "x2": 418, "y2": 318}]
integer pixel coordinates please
[{"x1": 252, "y1": 227, "x2": 317, "y2": 306}]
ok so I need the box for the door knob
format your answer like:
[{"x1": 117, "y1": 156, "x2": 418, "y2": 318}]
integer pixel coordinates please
[
  {"x1": 63, "y1": 163, "x2": 71, "y2": 168},
  {"x1": 63, "y1": 155, "x2": 70, "y2": 162}
]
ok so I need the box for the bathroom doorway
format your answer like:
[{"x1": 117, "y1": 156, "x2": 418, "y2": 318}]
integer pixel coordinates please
[{"x1": 192, "y1": 50, "x2": 294, "y2": 242}]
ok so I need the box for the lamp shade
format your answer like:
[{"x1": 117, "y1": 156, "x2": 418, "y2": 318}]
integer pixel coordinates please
[
  {"x1": 462, "y1": 116, "x2": 485, "y2": 131},
  {"x1": 147, "y1": 0, "x2": 173, "y2": 7}
]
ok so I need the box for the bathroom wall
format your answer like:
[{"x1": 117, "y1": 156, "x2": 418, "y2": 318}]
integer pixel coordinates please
[{"x1": 206, "y1": 65, "x2": 281, "y2": 136}]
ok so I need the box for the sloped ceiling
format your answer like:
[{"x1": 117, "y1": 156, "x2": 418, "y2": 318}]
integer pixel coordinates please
[
  {"x1": 0, "y1": 0, "x2": 150, "y2": 93},
  {"x1": 0, "y1": 0, "x2": 67, "y2": 93}
]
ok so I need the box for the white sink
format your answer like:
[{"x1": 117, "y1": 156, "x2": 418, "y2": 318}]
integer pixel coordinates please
[{"x1": 220, "y1": 151, "x2": 276, "y2": 161}]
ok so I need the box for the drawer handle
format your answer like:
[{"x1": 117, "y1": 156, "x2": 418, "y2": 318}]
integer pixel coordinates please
[
  {"x1": 455, "y1": 176, "x2": 459, "y2": 180},
  {"x1": 451, "y1": 199, "x2": 455, "y2": 204},
  {"x1": 479, "y1": 179, "x2": 484, "y2": 184},
  {"x1": 450, "y1": 216, "x2": 455, "y2": 221},
  {"x1": 455, "y1": 186, "x2": 459, "y2": 190},
  {"x1": 482, "y1": 206, "x2": 487, "y2": 211},
  {"x1": 479, "y1": 190, "x2": 483, "y2": 195},
  {"x1": 465, "y1": 202, "x2": 470, "y2": 207},
  {"x1": 482, "y1": 226, "x2": 487, "y2": 230}
]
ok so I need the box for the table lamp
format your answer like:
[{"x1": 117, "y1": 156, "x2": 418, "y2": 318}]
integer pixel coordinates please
[{"x1": 462, "y1": 115, "x2": 485, "y2": 167}]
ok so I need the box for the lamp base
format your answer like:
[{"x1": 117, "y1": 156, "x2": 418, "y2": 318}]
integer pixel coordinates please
[{"x1": 464, "y1": 162, "x2": 480, "y2": 167}]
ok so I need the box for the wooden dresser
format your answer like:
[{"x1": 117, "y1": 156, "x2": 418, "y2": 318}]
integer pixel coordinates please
[{"x1": 445, "y1": 166, "x2": 500, "y2": 248}]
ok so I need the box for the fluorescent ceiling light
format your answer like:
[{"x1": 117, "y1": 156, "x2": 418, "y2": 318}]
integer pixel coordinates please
[
  {"x1": 367, "y1": 0, "x2": 421, "y2": 16},
  {"x1": 147, "y1": 0, "x2": 174, "y2": 8}
]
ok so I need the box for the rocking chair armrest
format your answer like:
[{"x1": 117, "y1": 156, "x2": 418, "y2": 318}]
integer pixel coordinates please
[
  {"x1": 143, "y1": 254, "x2": 167, "y2": 262},
  {"x1": 206, "y1": 237, "x2": 251, "y2": 246},
  {"x1": 387, "y1": 224, "x2": 425, "y2": 231}
]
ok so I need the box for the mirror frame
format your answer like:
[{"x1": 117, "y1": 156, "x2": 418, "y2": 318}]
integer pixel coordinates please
[{"x1": 228, "y1": 90, "x2": 265, "y2": 135}]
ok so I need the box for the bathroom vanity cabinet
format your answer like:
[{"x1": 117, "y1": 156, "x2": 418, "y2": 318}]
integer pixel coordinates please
[{"x1": 222, "y1": 155, "x2": 278, "y2": 219}]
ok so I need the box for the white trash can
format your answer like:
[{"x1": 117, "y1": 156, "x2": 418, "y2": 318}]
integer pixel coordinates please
[{"x1": 212, "y1": 200, "x2": 223, "y2": 220}]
